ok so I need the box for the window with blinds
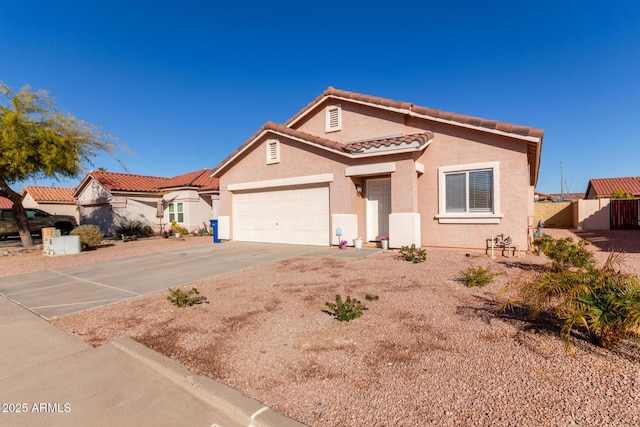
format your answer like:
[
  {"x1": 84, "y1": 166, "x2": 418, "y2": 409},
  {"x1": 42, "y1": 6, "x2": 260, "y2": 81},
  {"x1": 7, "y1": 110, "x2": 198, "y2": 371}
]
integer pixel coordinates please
[
  {"x1": 445, "y1": 169, "x2": 493, "y2": 214},
  {"x1": 325, "y1": 105, "x2": 342, "y2": 133}
]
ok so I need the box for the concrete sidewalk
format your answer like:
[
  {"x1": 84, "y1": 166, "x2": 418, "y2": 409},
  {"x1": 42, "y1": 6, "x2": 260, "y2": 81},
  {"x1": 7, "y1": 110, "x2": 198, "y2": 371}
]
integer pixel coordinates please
[{"x1": 0, "y1": 295, "x2": 305, "y2": 426}]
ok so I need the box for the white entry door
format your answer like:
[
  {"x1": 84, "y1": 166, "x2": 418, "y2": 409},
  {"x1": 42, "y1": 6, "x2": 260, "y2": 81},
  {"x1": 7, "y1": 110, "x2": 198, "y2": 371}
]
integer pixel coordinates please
[
  {"x1": 366, "y1": 178, "x2": 391, "y2": 241},
  {"x1": 233, "y1": 185, "x2": 329, "y2": 246}
]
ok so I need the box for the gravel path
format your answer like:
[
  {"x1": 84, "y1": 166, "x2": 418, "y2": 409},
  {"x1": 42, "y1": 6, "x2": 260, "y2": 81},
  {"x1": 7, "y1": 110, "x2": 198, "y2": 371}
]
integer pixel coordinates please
[{"x1": 5, "y1": 231, "x2": 640, "y2": 426}]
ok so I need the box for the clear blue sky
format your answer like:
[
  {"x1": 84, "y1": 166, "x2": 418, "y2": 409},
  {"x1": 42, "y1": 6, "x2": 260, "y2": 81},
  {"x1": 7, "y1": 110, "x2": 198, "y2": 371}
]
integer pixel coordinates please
[{"x1": 2, "y1": 1, "x2": 639, "y2": 195}]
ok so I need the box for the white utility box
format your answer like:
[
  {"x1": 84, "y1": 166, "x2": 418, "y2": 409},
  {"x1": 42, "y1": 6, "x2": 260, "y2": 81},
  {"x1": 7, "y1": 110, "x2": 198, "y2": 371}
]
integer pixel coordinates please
[{"x1": 45, "y1": 235, "x2": 81, "y2": 256}]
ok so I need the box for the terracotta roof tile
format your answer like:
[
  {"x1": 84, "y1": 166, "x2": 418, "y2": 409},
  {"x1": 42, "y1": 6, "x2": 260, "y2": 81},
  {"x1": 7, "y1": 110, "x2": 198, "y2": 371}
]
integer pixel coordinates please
[
  {"x1": 22, "y1": 186, "x2": 75, "y2": 203},
  {"x1": 160, "y1": 169, "x2": 219, "y2": 191},
  {"x1": 345, "y1": 132, "x2": 433, "y2": 152},
  {"x1": 586, "y1": 177, "x2": 640, "y2": 198},
  {"x1": 0, "y1": 196, "x2": 12, "y2": 208},
  {"x1": 87, "y1": 170, "x2": 219, "y2": 193},
  {"x1": 89, "y1": 171, "x2": 169, "y2": 192}
]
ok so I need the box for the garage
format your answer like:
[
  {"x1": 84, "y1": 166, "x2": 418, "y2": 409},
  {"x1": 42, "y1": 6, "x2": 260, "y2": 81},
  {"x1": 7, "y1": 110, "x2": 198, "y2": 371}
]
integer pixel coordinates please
[{"x1": 233, "y1": 185, "x2": 329, "y2": 246}]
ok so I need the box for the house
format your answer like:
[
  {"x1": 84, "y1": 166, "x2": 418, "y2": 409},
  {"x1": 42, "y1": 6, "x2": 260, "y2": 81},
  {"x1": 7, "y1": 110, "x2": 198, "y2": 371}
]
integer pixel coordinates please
[
  {"x1": 210, "y1": 87, "x2": 543, "y2": 251},
  {"x1": 73, "y1": 169, "x2": 219, "y2": 235},
  {"x1": 21, "y1": 186, "x2": 78, "y2": 222},
  {"x1": 585, "y1": 177, "x2": 640, "y2": 199}
]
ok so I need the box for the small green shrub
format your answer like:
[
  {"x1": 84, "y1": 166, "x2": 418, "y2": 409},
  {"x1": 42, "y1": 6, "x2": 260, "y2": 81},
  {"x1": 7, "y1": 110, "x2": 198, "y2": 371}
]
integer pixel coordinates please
[
  {"x1": 399, "y1": 244, "x2": 426, "y2": 263},
  {"x1": 534, "y1": 236, "x2": 594, "y2": 271},
  {"x1": 461, "y1": 266, "x2": 495, "y2": 287},
  {"x1": 70, "y1": 225, "x2": 104, "y2": 250},
  {"x1": 115, "y1": 219, "x2": 154, "y2": 238},
  {"x1": 325, "y1": 295, "x2": 367, "y2": 322},
  {"x1": 365, "y1": 294, "x2": 379, "y2": 301},
  {"x1": 167, "y1": 287, "x2": 208, "y2": 307}
]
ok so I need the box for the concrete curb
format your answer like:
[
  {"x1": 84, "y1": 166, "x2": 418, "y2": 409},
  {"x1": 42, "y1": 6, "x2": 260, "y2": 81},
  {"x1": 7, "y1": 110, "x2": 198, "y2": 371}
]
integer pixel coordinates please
[{"x1": 110, "y1": 337, "x2": 305, "y2": 427}]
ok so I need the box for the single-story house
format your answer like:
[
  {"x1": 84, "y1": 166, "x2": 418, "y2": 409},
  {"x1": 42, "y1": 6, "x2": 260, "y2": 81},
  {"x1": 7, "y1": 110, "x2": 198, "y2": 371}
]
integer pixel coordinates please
[
  {"x1": 211, "y1": 87, "x2": 544, "y2": 250},
  {"x1": 73, "y1": 169, "x2": 219, "y2": 235},
  {"x1": 21, "y1": 186, "x2": 79, "y2": 222},
  {"x1": 585, "y1": 177, "x2": 640, "y2": 199}
]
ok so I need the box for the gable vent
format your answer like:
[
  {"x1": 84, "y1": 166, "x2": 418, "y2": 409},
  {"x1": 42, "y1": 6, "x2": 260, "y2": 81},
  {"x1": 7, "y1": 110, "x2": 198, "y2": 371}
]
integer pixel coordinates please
[
  {"x1": 325, "y1": 104, "x2": 342, "y2": 133},
  {"x1": 266, "y1": 139, "x2": 280, "y2": 164}
]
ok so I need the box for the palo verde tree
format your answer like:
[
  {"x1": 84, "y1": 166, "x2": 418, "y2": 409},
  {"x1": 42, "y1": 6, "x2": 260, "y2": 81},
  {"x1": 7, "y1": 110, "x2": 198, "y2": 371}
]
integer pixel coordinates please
[{"x1": 0, "y1": 82, "x2": 125, "y2": 247}]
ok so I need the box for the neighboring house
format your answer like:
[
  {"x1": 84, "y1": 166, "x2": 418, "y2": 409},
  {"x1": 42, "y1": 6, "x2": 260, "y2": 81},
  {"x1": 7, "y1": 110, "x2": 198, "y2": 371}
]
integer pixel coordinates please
[
  {"x1": 585, "y1": 177, "x2": 640, "y2": 199},
  {"x1": 211, "y1": 87, "x2": 544, "y2": 250},
  {"x1": 21, "y1": 186, "x2": 79, "y2": 222},
  {"x1": 73, "y1": 169, "x2": 219, "y2": 235},
  {"x1": 0, "y1": 197, "x2": 12, "y2": 208}
]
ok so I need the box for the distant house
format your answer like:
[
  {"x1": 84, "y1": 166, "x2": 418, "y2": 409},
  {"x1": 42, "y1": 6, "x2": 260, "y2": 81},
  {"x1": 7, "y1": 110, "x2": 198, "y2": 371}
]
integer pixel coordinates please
[
  {"x1": 21, "y1": 186, "x2": 78, "y2": 222},
  {"x1": 0, "y1": 197, "x2": 11, "y2": 208},
  {"x1": 211, "y1": 87, "x2": 543, "y2": 250},
  {"x1": 73, "y1": 169, "x2": 219, "y2": 235},
  {"x1": 585, "y1": 177, "x2": 640, "y2": 199}
]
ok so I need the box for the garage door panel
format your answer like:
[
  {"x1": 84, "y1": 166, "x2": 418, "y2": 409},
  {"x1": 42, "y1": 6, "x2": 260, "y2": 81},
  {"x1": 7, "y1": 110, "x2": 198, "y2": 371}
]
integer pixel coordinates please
[{"x1": 233, "y1": 185, "x2": 329, "y2": 246}]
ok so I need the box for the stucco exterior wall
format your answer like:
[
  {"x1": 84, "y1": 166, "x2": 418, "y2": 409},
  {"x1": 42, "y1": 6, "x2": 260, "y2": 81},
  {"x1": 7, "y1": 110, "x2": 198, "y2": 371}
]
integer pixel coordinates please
[
  {"x1": 294, "y1": 100, "x2": 406, "y2": 143},
  {"x1": 417, "y1": 126, "x2": 530, "y2": 250},
  {"x1": 163, "y1": 190, "x2": 215, "y2": 232}
]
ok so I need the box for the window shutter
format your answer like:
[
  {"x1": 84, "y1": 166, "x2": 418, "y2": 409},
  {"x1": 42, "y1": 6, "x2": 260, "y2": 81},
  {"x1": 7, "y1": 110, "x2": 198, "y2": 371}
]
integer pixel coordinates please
[{"x1": 445, "y1": 173, "x2": 466, "y2": 213}]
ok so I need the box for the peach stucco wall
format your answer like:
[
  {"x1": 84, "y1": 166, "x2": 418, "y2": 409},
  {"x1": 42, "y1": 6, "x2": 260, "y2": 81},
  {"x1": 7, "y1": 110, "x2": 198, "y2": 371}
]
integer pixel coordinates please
[
  {"x1": 416, "y1": 125, "x2": 530, "y2": 250},
  {"x1": 219, "y1": 100, "x2": 535, "y2": 250}
]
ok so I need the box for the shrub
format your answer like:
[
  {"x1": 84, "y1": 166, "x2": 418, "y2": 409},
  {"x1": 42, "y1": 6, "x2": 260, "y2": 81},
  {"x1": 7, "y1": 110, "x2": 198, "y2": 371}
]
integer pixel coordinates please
[
  {"x1": 533, "y1": 236, "x2": 595, "y2": 271},
  {"x1": 70, "y1": 225, "x2": 104, "y2": 250},
  {"x1": 114, "y1": 219, "x2": 154, "y2": 238},
  {"x1": 399, "y1": 244, "x2": 426, "y2": 263},
  {"x1": 167, "y1": 287, "x2": 208, "y2": 307},
  {"x1": 461, "y1": 266, "x2": 495, "y2": 287},
  {"x1": 499, "y1": 250, "x2": 640, "y2": 355},
  {"x1": 171, "y1": 220, "x2": 189, "y2": 236},
  {"x1": 325, "y1": 295, "x2": 367, "y2": 322}
]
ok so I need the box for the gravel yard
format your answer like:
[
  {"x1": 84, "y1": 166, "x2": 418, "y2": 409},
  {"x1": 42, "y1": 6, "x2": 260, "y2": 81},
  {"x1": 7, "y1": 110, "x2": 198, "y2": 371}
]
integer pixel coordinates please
[{"x1": 6, "y1": 231, "x2": 640, "y2": 426}]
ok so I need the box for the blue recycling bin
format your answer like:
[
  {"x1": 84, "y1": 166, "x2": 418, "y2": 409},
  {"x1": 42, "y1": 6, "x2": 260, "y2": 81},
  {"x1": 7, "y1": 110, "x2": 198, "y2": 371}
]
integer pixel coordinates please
[{"x1": 209, "y1": 219, "x2": 220, "y2": 243}]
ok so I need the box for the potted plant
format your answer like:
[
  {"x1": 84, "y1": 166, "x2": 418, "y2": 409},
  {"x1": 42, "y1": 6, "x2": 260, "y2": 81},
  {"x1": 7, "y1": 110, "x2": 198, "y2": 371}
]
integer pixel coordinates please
[
  {"x1": 380, "y1": 236, "x2": 389, "y2": 250},
  {"x1": 339, "y1": 239, "x2": 348, "y2": 249}
]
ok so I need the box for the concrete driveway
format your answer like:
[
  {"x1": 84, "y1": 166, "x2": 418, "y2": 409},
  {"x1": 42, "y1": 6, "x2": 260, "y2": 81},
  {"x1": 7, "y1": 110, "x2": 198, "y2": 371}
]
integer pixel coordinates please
[{"x1": 0, "y1": 242, "x2": 376, "y2": 319}]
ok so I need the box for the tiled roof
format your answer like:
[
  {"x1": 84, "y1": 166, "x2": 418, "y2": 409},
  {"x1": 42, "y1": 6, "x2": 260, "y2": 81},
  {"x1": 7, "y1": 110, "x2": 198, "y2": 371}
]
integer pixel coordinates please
[
  {"x1": 88, "y1": 171, "x2": 169, "y2": 192},
  {"x1": 23, "y1": 186, "x2": 75, "y2": 203},
  {"x1": 212, "y1": 123, "x2": 433, "y2": 176},
  {"x1": 0, "y1": 196, "x2": 12, "y2": 208},
  {"x1": 85, "y1": 170, "x2": 219, "y2": 193},
  {"x1": 586, "y1": 177, "x2": 640, "y2": 198},
  {"x1": 284, "y1": 87, "x2": 543, "y2": 185},
  {"x1": 160, "y1": 169, "x2": 219, "y2": 191},
  {"x1": 346, "y1": 132, "x2": 433, "y2": 152},
  {"x1": 285, "y1": 86, "x2": 544, "y2": 139}
]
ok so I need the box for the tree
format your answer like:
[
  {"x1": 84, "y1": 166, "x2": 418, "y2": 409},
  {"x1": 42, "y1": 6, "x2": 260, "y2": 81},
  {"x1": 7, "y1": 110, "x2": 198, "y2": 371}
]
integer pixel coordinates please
[{"x1": 0, "y1": 82, "x2": 124, "y2": 247}]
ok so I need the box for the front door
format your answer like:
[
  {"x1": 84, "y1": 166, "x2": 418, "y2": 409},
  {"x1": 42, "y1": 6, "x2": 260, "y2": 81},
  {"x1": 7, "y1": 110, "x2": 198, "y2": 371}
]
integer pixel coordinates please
[{"x1": 366, "y1": 178, "x2": 391, "y2": 241}]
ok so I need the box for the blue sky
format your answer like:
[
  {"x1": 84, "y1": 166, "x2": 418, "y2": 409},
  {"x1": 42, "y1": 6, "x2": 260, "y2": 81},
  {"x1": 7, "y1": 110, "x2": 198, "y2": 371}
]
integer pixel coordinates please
[{"x1": 2, "y1": 1, "x2": 639, "y2": 195}]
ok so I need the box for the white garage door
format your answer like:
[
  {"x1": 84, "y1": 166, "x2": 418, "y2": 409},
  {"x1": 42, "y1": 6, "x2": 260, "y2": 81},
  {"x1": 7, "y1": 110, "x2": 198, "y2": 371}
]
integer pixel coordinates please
[{"x1": 233, "y1": 185, "x2": 329, "y2": 246}]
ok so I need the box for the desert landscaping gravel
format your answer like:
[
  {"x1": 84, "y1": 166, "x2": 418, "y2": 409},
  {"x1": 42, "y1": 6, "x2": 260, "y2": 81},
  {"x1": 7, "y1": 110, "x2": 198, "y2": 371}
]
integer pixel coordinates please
[{"x1": 4, "y1": 231, "x2": 640, "y2": 426}]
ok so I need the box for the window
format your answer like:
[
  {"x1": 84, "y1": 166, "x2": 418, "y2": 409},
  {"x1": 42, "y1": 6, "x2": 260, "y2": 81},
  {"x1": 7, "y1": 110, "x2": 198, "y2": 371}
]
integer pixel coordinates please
[
  {"x1": 169, "y1": 202, "x2": 183, "y2": 223},
  {"x1": 437, "y1": 162, "x2": 502, "y2": 224},
  {"x1": 325, "y1": 104, "x2": 342, "y2": 133},
  {"x1": 266, "y1": 139, "x2": 280, "y2": 164}
]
